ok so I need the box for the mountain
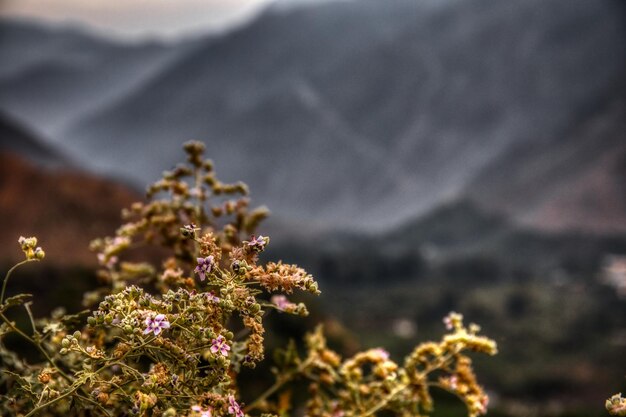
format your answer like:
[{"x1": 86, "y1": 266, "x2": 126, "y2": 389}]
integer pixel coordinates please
[
  {"x1": 0, "y1": 0, "x2": 625, "y2": 233},
  {"x1": 467, "y1": 84, "x2": 626, "y2": 233},
  {"x1": 0, "y1": 19, "x2": 190, "y2": 138},
  {"x1": 0, "y1": 116, "x2": 140, "y2": 266},
  {"x1": 0, "y1": 110, "x2": 67, "y2": 166},
  {"x1": 382, "y1": 200, "x2": 626, "y2": 271}
]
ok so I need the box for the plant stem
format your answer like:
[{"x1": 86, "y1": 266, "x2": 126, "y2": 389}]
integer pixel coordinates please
[
  {"x1": 0, "y1": 311, "x2": 72, "y2": 382},
  {"x1": 361, "y1": 345, "x2": 463, "y2": 417},
  {"x1": 1, "y1": 259, "x2": 35, "y2": 305},
  {"x1": 244, "y1": 356, "x2": 314, "y2": 412},
  {"x1": 361, "y1": 383, "x2": 408, "y2": 417}
]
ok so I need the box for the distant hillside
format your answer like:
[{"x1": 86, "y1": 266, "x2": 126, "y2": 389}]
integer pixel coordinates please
[
  {"x1": 0, "y1": 117, "x2": 140, "y2": 266},
  {"x1": 382, "y1": 200, "x2": 626, "y2": 274},
  {"x1": 0, "y1": 18, "x2": 189, "y2": 137},
  {"x1": 0, "y1": 111, "x2": 66, "y2": 166},
  {"x1": 467, "y1": 85, "x2": 626, "y2": 233},
  {"x1": 0, "y1": 0, "x2": 625, "y2": 233}
]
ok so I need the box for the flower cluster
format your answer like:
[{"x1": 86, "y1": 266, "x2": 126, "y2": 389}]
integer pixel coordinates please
[
  {"x1": 262, "y1": 313, "x2": 496, "y2": 417},
  {"x1": 608, "y1": 394, "x2": 626, "y2": 416},
  {"x1": 18, "y1": 235, "x2": 45, "y2": 260},
  {"x1": 0, "y1": 142, "x2": 496, "y2": 417}
]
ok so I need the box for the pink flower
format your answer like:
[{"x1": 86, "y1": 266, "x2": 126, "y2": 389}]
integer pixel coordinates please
[
  {"x1": 206, "y1": 291, "x2": 220, "y2": 303},
  {"x1": 449, "y1": 375, "x2": 458, "y2": 390},
  {"x1": 97, "y1": 253, "x2": 118, "y2": 269},
  {"x1": 227, "y1": 395, "x2": 244, "y2": 417},
  {"x1": 210, "y1": 335, "x2": 231, "y2": 357},
  {"x1": 246, "y1": 235, "x2": 268, "y2": 252},
  {"x1": 271, "y1": 295, "x2": 289, "y2": 311},
  {"x1": 478, "y1": 395, "x2": 489, "y2": 414},
  {"x1": 373, "y1": 348, "x2": 390, "y2": 361},
  {"x1": 195, "y1": 256, "x2": 215, "y2": 281},
  {"x1": 143, "y1": 313, "x2": 170, "y2": 336}
]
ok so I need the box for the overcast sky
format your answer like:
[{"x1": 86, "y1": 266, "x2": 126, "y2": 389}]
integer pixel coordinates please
[{"x1": 0, "y1": 0, "x2": 274, "y2": 40}]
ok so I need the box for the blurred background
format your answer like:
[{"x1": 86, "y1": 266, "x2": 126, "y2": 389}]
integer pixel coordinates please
[{"x1": 1, "y1": 0, "x2": 626, "y2": 415}]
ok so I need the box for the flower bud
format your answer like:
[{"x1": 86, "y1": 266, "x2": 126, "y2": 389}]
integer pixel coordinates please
[
  {"x1": 34, "y1": 247, "x2": 45, "y2": 260},
  {"x1": 162, "y1": 408, "x2": 177, "y2": 417}
]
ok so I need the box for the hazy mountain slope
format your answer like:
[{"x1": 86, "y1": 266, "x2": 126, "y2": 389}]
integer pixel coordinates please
[
  {"x1": 376, "y1": 199, "x2": 626, "y2": 276},
  {"x1": 0, "y1": 111, "x2": 67, "y2": 166},
  {"x1": 57, "y1": 0, "x2": 626, "y2": 230},
  {"x1": 467, "y1": 83, "x2": 626, "y2": 233},
  {"x1": 0, "y1": 19, "x2": 186, "y2": 137},
  {"x1": 1, "y1": 0, "x2": 625, "y2": 232}
]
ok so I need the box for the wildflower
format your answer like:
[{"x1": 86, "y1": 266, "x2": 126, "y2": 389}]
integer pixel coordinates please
[
  {"x1": 271, "y1": 295, "x2": 290, "y2": 311},
  {"x1": 443, "y1": 312, "x2": 462, "y2": 331},
  {"x1": 97, "y1": 253, "x2": 118, "y2": 268},
  {"x1": 206, "y1": 291, "x2": 220, "y2": 303},
  {"x1": 373, "y1": 348, "x2": 390, "y2": 361},
  {"x1": 143, "y1": 314, "x2": 170, "y2": 336},
  {"x1": 607, "y1": 393, "x2": 626, "y2": 416},
  {"x1": 227, "y1": 395, "x2": 244, "y2": 417},
  {"x1": 476, "y1": 394, "x2": 489, "y2": 414},
  {"x1": 18, "y1": 236, "x2": 43, "y2": 260},
  {"x1": 191, "y1": 405, "x2": 212, "y2": 417},
  {"x1": 449, "y1": 374, "x2": 458, "y2": 390},
  {"x1": 246, "y1": 235, "x2": 268, "y2": 252},
  {"x1": 190, "y1": 187, "x2": 203, "y2": 198},
  {"x1": 210, "y1": 335, "x2": 231, "y2": 357},
  {"x1": 181, "y1": 223, "x2": 199, "y2": 238},
  {"x1": 195, "y1": 256, "x2": 215, "y2": 281}
]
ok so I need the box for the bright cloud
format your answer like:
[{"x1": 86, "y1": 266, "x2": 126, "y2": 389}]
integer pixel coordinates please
[{"x1": 0, "y1": 0, "x2": 274, "y2": 40}]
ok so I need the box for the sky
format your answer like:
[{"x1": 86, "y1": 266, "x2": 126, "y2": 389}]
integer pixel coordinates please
[{"x1": 0, "y1": 0, "x2": 274, "y2": 40}]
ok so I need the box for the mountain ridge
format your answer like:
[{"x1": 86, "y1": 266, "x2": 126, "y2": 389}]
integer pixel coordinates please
[{"x1": 0, "y1": 0, "x2": 625, "y2": 233}]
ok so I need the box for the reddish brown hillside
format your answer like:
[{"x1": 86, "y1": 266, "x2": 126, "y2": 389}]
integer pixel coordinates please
[{"x1": 0, "y1": 152, "x2": 141, "y2": 266}]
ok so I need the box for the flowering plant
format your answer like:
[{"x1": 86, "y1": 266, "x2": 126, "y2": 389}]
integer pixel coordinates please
[{"x1": 0, "y1": 142, "x2": 496, "y2": 417}]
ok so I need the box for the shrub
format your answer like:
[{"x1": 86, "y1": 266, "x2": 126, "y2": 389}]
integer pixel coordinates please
[{"x1": 0, "y1": 142, "x2": 497, "y2": 417}]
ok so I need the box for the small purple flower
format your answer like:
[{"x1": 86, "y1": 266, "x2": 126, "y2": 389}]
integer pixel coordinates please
[
  {"x1": 271, "y1": 295, "x2": 290, "y2": 311},
  {"x1": 227, "y1": 395, "x2": 244, "y2": 417},
  {"x1": 206, "y1": 291, "x2": 220, "y2": 303},
  {"x1": 210, "y1": 335, "x2": 231, "y2": 357},
  {"x1": 246, "y1": 235, "x2": 268, "y2": 252},
  {"x1": 195, "y1": 256, "x2": 215, "y2": 281},
  {"x1": 143, "y1": 313, "x2": 170, "y2": 336}
]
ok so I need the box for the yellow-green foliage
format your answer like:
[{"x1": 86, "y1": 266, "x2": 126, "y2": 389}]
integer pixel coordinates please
[{"x1": 0, "y1": 142, "x2": 496, "y2": 417}]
